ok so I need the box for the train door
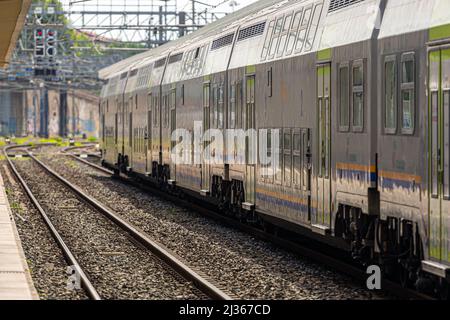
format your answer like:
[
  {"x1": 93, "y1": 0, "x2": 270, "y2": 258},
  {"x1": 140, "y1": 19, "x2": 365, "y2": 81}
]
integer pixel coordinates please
[
  {"x1": 170, "y1": 88, "x2": 177, "y2": 180},
  {"x1": 101, "y1": 107, "x2": 106, "y2": 149},
  {"x1": 245, "y1": 75, "x2": 256, "y2": 205},
  {"x1": 302, "y1": 128, "x2": 312, "y2": 221},
  {"x1": 146, "y1": 93, "x2": 152, "y2": 174},
  {"x1": 128, "y1": 96, "x2": 136, "y2": 167},
  {"x1": 315, "y1": 63, "x2": 332, "y2": 230},
  {"x1": 114, "y1": 99, "x2": 118, "y2": 162},
  {"x1": 428, "y1": 48, "x2": 450, "y2": 263},
  {"x1": 202, "y1": 83, "x2": 211, "y2": 192},
  {"x1": 121, "y1": 98, "x2": 126, "y2": 156},
  {"x1": 128, "y1": 97, "x2": 133, "y2": 167}
]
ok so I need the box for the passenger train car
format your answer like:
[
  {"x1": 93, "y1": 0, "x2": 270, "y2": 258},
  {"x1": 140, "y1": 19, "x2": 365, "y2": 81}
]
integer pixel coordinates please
[{"x1": 99, "y1": 0, "x2": 450, "y2": 297}]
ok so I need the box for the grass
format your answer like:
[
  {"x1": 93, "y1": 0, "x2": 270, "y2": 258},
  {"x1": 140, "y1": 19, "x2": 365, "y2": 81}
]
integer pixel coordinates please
[
  {"x1": 39, "y1": 137, "x2": 63, "y2": 145},
  {"x1": 10, "y1": 202, "x2": 23, "y2": 213},
  {"x1": 0, "y1": 135, "x2": 99, "y2": 147},
  {"x1": 11, "y1": 137, "x2": 33, "y2": 145}
]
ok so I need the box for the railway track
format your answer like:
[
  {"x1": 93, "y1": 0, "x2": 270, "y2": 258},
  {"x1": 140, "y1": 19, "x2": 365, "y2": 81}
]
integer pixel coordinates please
[
  {"x1": 5, "y1": 146, "x2": 100, "y2": 300},
  {"x1": 64, "y1": 144, "x2": 434, "y2": 300},
  {"x1": 5, "y1": 144, "x2": 232, "y2": 301}
]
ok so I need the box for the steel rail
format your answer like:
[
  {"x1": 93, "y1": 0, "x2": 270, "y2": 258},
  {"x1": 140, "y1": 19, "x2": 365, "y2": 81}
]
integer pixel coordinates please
[
  {"x1": 4, "y1": 145, "x2": 102, "y2": 300},
  {"x1": 28, "y1": 149, "x2": 232, "y2": 301}
]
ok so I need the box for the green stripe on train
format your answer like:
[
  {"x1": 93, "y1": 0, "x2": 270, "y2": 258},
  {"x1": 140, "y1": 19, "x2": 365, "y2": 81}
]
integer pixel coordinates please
[{"x1": 430, "y1": 23, "x2": 450, "y2": 41}]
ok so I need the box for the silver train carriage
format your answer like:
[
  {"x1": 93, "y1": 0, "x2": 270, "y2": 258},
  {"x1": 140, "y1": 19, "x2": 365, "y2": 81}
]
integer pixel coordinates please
[{"x1": 99, "y1": 0, "x2": 450, "y2": 296}]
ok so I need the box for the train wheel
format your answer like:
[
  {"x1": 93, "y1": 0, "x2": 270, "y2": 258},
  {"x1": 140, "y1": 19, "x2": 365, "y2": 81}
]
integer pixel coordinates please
[
  {"x1": 438, "y1": 280, "x2": 450, "y2": 300},
  {"x1": 399, "y1": 264, "x2": 410, "y2": 288}
]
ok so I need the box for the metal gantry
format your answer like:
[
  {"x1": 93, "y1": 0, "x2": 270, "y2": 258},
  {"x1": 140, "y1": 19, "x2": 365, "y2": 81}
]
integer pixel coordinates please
[
  {"x1": 2, "y1": 0, "x2": 229, "y2": 91},
  {"x1": 65, "y1": 0, "x2": 227, "y2": 47}
]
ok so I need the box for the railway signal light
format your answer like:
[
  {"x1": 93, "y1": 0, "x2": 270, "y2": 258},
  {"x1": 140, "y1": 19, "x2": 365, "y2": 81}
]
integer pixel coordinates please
[
  {"x1": 46, "y1": 29, "x2": 57, "y2": 57},
  {"x1": 34, "y1": 28, "x2": 45, "y2": 57}
]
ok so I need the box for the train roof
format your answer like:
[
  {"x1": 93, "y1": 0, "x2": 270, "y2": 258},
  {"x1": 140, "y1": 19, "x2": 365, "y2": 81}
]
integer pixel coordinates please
[
  {"x1": 99, "y1": 0, "x2": 283, "y2": 79},
  {"x1": 100, "y1": 0, "x2": 450, "y2": 85}
]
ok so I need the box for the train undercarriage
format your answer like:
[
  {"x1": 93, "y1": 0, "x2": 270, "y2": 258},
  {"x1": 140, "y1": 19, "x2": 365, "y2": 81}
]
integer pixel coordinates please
[{"x1": 103, "y1": 157, "x2": 449, "y2": 299}]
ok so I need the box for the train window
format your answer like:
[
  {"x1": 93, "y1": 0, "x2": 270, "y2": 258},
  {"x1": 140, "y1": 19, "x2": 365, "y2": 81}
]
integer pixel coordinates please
[
  {"x1": 236, "y1": 81, "x2": 243, "y2": 129},
  {"x1": 304, "y1": 4, "x2": 323, "y2": 52},
  {"x1": 136, "y1": 129, "x2": 139, "y2": 153},
  {"x1": 230, "y1": 84, "x2": 236, "y2": 129},
  {"x1": 268, "y1": 17, "x2": 283, "y2": 59},
  {"x1": 153, "y1": 96, "x2": 158, "y2": 126},
  {"x1": 284, "y1": 129, "x2": 292, "y2": 186},
  {"x1": 295, "y1": 7, "x2": 312, "y2": 53},
  {"x1": 284, "y1": 130, "x2": 292, "y2": 151},
  {"x1": 352, "y1": 62, "x2": 364, "y2": 132},
  {"x1": 293, "y1": 131, "x2": 301, "y2": 188},
  {"x1": 171, "y1": 89, "x2": 176, "y2": 110},
  {"x1": 401, "y1": 53, "x2": 415, "y2": 134},
  {"x1": 339, "y1": 65, "x2": 350, "y2": 132},
  {"x1": 203, "y1": 84, "x2": 211, "y2": 161},
  {"x1": 286, "y1": 9, "x2": 303, "y2": 55},
  {"x1": 260, "y1": 129, "x2": 268, "y2": 181},
  {"x1": 212, "y1": 86, "x2": 218, "y2": 128},
  {"x1": 274, "y1": 129, "x2": 283, "y2": 185},
  {"x1": 261, "y1": 20, "x2": 275, "y2": 61},
  {"x1": 266, "y1": 129, "x2": 273, "y2": 183},
  {"x1": 384, "y1": 56, "x2": 397, "y2": 134},
  {"x1": 147, "y1": 93, "x2": 152, "y2": 111},
  {"x1": 277, "y1": 13, "x2": 293, "y2": 58},
  {"x1": 117, "y1": 101, "x2": 121, "y2": 124},
  {"x1": 115, "y1": 114, "x2": 118, "y2": 144},
  {"x1": 267, "y1": 67, "x2": 273, "y2": 98},
  {"x1": 162, "y1": 96, "x2": 166, "y2": 128},
  {"x1": 164, "y1": 95, "x2": 168, "y2": 128},
  {"x1": 181, "y1": 84, "x2": 185, "y2": 106},
  {"x1": 284, "y1": 153, "x2": 292, "y2": 187},
  {"x1": 302, "y1": 129, "x2": 311, "y2": 191},
  {"x1": 203, "y1": 84, "x2": 210, "y2": 108},
  {"x1": 171, "y1": 109, "x2": 176, "y2": 150},
  {"x1": 167, "y1": 95, "x2": 171, "y2": 127},
  {"x1": 194, "y1": 47, "x2": 200, "y2": 59},
  {"x1": 218, "y1": 85, "x2": 224, "y2": 129},
  {"x1": 124, "y1": 102, "x2": 128, "y2": 125},
  {"x1": 129, "y1": 113, "x2": 133, "y2": 148}
]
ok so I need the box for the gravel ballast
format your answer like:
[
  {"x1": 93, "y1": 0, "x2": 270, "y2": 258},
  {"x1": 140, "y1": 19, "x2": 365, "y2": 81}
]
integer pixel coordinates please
[
  {"x1": 11, "y1": 156, "x2": 202, "y2": 300},
  {"x1": 0, "y1": 161, "x2": 87, "y2": 300},
  {"x1": 35, "y1": 146, "x2": 389, "y2": 300}
]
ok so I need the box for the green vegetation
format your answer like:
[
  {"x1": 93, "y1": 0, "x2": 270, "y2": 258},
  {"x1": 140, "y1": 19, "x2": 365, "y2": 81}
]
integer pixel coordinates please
[
  {"x1": 11, "y1": 137, "x2": 33, "y2": 146},
  {"x1": 11, "y1": 202, "x2": 23, "y2": 213}
]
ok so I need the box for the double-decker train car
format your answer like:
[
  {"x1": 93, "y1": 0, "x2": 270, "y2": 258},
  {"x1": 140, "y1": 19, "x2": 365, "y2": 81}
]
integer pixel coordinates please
[{"x1": 99, "y1": 0, "x2": 450, "y2": 297}]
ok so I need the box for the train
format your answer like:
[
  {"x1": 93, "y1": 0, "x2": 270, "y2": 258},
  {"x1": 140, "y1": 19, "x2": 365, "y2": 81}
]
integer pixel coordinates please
[{"x1": 99, "y1": 0, "x2": 450, "y2": 298}]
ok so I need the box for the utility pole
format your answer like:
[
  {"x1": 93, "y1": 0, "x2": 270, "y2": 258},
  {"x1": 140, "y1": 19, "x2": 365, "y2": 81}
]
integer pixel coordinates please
[{"x1": 192, "y1": 0, "x2": 196, "y2": 26}]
